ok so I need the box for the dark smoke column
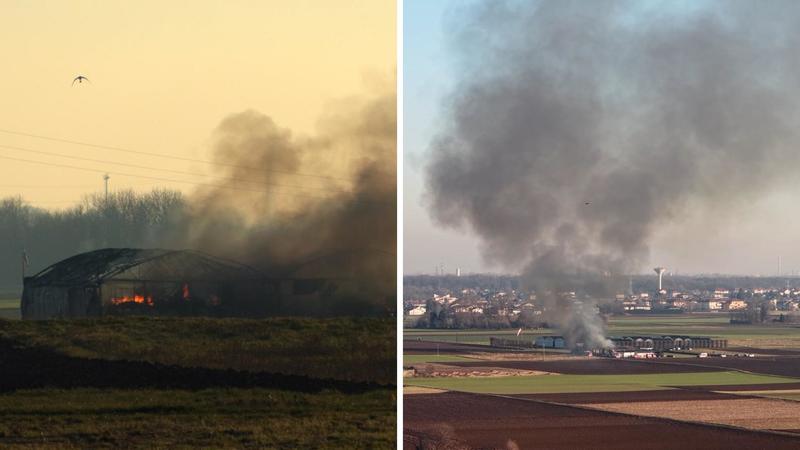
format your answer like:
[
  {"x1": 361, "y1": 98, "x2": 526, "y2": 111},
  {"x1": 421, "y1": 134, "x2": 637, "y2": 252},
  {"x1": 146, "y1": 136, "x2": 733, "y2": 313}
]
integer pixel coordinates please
[
  {"x1": 424, "y1": 1, "x2": 800, "y2": 346},
  {"x1": 181, "y1": 85, "x2": 396, "y2": 316}
]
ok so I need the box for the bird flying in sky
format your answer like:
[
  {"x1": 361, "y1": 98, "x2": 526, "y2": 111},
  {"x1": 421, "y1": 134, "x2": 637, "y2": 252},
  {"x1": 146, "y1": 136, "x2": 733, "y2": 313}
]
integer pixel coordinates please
[{"x1": 72, "y1": 76, "x2": 90, "y2": 86}]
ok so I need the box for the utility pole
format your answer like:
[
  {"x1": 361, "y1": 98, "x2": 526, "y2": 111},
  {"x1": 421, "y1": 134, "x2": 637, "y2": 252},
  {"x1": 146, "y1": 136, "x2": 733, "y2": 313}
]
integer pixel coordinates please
[
  {"x1": 103, "y1": 174, "x2": 110, "y2": 202},
  {"x1": 21, "y1": 249, "x2": 28, "y2": 281}
]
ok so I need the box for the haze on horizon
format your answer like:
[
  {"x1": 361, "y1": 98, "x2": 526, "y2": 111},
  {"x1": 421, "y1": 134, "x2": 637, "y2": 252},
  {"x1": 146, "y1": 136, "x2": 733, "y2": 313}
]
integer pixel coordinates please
[{"x1": 405, "y1": 0, "x2": 800, "y2": 277}]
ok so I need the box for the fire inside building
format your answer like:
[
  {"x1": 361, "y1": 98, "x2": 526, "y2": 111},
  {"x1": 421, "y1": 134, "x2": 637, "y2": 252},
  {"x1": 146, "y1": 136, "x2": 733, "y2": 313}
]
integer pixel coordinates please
[{"x1": 20, "y1": 248, "x2": 338, "y2": 319}]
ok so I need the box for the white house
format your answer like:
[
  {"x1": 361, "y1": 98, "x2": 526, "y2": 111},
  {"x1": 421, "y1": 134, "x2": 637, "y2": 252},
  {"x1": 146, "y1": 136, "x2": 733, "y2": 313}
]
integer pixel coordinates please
[{"x1": 407, "y1": 305, "x2": 427, "y2": 316}]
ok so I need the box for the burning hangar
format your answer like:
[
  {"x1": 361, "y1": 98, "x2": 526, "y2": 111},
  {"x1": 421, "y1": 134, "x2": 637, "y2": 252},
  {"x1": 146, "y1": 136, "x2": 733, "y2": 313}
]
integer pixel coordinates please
[{"x1": 21, "y1": 248, "x2": 275, "y2": 319}]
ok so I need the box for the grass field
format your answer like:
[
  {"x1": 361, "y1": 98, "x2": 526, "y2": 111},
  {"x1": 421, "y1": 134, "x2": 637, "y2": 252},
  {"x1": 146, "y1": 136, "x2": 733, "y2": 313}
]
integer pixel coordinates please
[
  {"x1": 0, "y1": 316, "x2": 396, "y2": 448},
  {"x1": 404, "y1": 328, "x2": 555, "y2": 345},
  {"x1": 0, "y1": 299, "x2": 18, "y2": 320},
  {"x1": 0, "y1": 388, "x2": 394, "y2": 449},
  {"x1": 403, "y1": 355, "x2": 475, "y2": 365},
  {"x1": 0, "y1": 316, "x2": 394, "y2": 384},
  {"x1": 405, "y1": 314, "x2": 800, "y2": 348},
  {"x1": 608, "y1": 315, "x2": 800, "y2": 344},
  {"x1": 405, "y1": 371, "x2": 800, "y2": 394},
  {"x1": 405, "y1": 315, "x2": 800, "y2": 446}
]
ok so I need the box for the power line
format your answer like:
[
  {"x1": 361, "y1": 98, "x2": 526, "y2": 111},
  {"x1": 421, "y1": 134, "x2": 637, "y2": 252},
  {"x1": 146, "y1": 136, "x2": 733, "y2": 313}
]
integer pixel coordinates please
[
  {"x1": 0, "y1": 127, "x2": 372, "y2": 182},
  {"x1": 0, "y1": 182, "x2": 165, "y2": 189},
  {"x1": 0, "y1": 143, "x2": 349, "y2": 195},
  {"x1": 0, "y1": 153, "x2": 392, "y2": 206},
  {"x1": 0, "y1": 184, "x2": 96, "y2": 189},
  {"x1": 0, "y1": 154, "x2": 333, "y2": 199},
  {"x1": 22, "y1": 200, "x2": 83, "y2": 204}
]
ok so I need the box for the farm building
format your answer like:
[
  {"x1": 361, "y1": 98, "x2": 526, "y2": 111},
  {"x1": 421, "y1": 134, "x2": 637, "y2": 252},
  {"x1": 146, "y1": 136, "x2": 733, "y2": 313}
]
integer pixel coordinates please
[
  {"x1": 489, "y1": 335, "x2": 567, "y2": 349},
  {"x1": 21, "y1": 248, "x2": 272, "y2": 319},
  {"x1": 20, "y1": 248, "x2": 377, "y2": 319},
  {"x1": 609, "y1": 336, "x2": 728, "y2": 351},
  {"x1": 490, "y1": 334, "x2": 729, "y2": 351},
  {"x1": 489, "y1": 337, "x2": 537, "y2": 349},
  {"x1": 535, "y1": 335, "x2": 567, "y2": 349}
]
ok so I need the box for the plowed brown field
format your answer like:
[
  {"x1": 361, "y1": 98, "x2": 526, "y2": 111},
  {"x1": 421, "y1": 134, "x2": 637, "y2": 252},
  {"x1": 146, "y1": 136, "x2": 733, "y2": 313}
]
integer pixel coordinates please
[
  {"x1": 637, "y1": 356, "x2": 800, "y2": 378},
  {"x1": 404, "y1": 391, "x2": 800, "y2": 449},
  {"x1": 404, "y1": 340, "x2": 507, "y2": 354},
  {"x1": 590, "y1": 398, "x2": 800, "y2": 431}
]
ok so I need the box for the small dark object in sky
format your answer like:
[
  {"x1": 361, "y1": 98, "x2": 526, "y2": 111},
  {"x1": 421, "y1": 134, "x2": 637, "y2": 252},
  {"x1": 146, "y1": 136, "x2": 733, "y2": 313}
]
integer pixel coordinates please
[
  {"x1": 72, "y1": 76, "x2": 90, "y2": 86},
  {"x1": 584, "y1": 202, "x2": 591, "y2": 205}
]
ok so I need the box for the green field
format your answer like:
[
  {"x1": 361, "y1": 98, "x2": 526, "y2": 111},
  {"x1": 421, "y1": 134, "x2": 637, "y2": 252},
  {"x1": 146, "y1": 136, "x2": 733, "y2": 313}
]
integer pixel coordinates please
[
  {"x1": 607, "y1": 315, "x2": 800, "y2": 343},
  {"x1": 403, "y1": 354, "x2": 476, "y2": 365},
  {"x1": 405, "y1": 314, "x2": 800, "y2": 347},
  {"x1": 0, "y1": 299, "x2": 19, "y2": 320},
  {"x1": 405, "y1": 371, "x2": 800, "y2": 394},
  {"x1": 404, "y1": 328, "x2": 556, "y2": 345},
  {"x1": 0, "y1": 388, "x2": 394, "y2": 449}
]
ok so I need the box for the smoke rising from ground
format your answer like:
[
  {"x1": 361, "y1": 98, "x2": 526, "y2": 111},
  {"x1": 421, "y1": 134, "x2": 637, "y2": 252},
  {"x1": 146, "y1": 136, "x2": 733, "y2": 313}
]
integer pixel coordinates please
[
  {"x1": 179, "y1": 83, "x2": 396, "y2": 311},
  {"x1": 425, "y1": 1, "x2": 800, "y2": 346}
]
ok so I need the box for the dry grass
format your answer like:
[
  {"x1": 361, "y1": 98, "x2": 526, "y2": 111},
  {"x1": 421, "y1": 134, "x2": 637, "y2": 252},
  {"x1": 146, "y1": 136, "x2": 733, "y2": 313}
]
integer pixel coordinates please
[
  {"x1": 0, "y1": 317, "x2": 396, "y2": 447},
  {"x1": 0, "y1": 388, "x2": 395, "y2": 449},
  {"x1": 0, "y1": 316, "x2": 394, "y2": 384},
  {"x1": 404, "y1": 386, "x2": 448, "y2": 395},
  {"x1": 410, "y1": 362, "x2": 554, "y2": 378}
]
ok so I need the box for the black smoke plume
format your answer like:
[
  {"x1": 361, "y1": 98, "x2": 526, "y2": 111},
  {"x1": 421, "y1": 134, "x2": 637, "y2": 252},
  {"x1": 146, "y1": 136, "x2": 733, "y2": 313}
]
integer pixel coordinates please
[
  {"x1": 425, "y1": 1, "x2": 800, "y2": 347},
  {"x1": 179, "y1": 84, "x2": 396, "y2": 314}
]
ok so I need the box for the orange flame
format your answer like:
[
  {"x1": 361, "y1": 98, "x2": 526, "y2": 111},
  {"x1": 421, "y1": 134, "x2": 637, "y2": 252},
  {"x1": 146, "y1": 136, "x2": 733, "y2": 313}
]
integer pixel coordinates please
[
  {"x1": 182, "y1": 283, "x2": 190, "y2": 300},
  {"x1": 111, "y1": 294, "x2": 154, "y2": 306}
]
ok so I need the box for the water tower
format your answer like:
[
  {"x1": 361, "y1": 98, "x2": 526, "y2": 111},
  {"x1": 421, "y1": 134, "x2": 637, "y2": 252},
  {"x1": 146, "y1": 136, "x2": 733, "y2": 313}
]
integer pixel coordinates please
[{"x1": 654, "y1": 267, "x2": 666, "y2": 291}]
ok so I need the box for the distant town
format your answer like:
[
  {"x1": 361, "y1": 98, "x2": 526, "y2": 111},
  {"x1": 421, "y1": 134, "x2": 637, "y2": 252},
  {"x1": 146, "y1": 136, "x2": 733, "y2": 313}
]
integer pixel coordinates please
[{"x1": 404, "y1": 272, "x2": 800, "y2": 328}]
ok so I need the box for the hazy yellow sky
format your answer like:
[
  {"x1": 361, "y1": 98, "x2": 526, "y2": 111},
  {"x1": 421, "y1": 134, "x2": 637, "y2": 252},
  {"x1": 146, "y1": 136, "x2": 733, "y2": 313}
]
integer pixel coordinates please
[{"x1": 0, "y1": 0, "x2": 395, "y2": 207}]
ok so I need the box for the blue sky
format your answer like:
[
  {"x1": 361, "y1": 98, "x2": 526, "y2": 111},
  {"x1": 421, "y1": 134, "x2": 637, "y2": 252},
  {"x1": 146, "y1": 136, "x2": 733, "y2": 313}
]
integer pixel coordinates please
[{"x1": 404, "y1": 0, "x2": 487, "y2": 275}]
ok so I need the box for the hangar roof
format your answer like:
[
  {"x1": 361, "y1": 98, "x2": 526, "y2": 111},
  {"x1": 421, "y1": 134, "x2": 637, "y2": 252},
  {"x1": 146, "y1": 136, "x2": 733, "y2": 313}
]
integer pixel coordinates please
[{"x1": 25, "y1": 248, "x2": 263, "y2": 287}]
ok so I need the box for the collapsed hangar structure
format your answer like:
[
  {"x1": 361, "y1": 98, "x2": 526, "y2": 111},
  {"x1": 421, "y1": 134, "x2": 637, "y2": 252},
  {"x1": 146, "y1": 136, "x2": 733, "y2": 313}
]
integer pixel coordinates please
[{"x1": 21, "y1": 248, "x2": 333, "y2": 319}]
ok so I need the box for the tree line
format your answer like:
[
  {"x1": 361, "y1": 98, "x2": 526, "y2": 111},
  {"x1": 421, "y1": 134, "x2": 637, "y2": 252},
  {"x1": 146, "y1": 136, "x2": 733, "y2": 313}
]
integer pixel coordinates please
[{"x1": 0, "y1": 189, "x2": 184, "y2": 294}]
